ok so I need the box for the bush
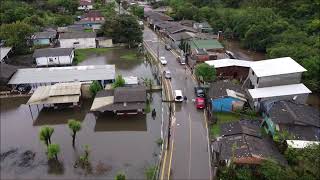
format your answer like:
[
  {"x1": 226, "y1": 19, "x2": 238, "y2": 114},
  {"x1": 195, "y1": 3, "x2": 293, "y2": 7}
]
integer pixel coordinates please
[
  {"x1": 89, "y1": 80, "x2": 103, "y2": 97},
  {"x1": 112, "y1": 75, "x2": 125, "y2": 89}
]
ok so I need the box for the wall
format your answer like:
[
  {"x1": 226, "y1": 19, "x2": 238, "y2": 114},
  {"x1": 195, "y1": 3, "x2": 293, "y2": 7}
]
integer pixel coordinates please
[
  {"x1": 249, "y1": 69, "x2": 303, "y2": 88},
  {"x1": 33, "y1": 39, "x2": 50, "y2": 46},
  {"x1": 216, "y1": 66, "x2": 249, "y2": 82},
  {"x1": 59, "y1": 38, "x2": 96, "y2": 49},
  {"x1": 97, "y1": 39, "x2": 113, "y2": 48},
  {"x1": 211, "y1": 97, "x2": 242, "y2": 112},
  {"x1": 35, "y1": 50, "x2": 74, "y2": 66}
]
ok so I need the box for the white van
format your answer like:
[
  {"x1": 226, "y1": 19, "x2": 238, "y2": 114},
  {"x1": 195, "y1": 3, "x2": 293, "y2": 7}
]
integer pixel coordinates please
[{"x1": 174, "y1": 90, "x2": 183, "y2": 102}]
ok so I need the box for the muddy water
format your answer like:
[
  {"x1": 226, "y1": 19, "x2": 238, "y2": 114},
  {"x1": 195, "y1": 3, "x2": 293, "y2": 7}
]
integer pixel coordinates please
[
  {"x1": 1, "y1": 48, "x2": 165, "y2": 179},
  {"x1": 224, "y1": 40, "x2": 266, "y2": 61}
]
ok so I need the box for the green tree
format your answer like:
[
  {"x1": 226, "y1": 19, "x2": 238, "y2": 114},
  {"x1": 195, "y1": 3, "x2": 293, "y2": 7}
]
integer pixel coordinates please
[
  {"x1": 112, "y1": 75, "x2": 125, "y2": 88},
  {"x1": 0, "y1": 21, "x2": 35, "y2": 54},
  {"x1": 39, "y1": 126, "x2": 54, "y2": 147},
  {"x1": 115, "y1": 172, "x2": 126, "y2": 180},
  {"x1": 47, "y1": 144, "x2": 60, "y2": 160},
  {"x1": 258, "y1": 159, "x2": 297, "y2": 180},
  {"x1": 100, "y1": 14, "x2": 143, "y2": 48},
  {"x1": 130, "y1": 5, "x2": 144, "y2": 19},
  {"x1": 68, "y1": 119, "x2": 82, "y2": 147},
  {"x1": 195, "y1": 63, "x2": 216, "y2": 83},
  {"x1": 79, "y1": 145, "x2": 90, "y2": 167},
  {"x1": 89, "y1": 80, "x2": 103, "y2": 97}
]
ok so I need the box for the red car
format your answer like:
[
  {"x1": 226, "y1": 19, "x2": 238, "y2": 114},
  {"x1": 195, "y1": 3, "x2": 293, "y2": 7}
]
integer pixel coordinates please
[{"x1": 195, "y1": 97, "x2": 205, "y2": 109}]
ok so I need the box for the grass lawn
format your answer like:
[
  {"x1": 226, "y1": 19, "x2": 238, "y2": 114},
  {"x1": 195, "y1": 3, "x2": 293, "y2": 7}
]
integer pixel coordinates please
[
  {"x1": 120, "y1": 52, "x2": 138, "y2": 61},
  {"x1": 210, "y1": 112, "x2": 241, "y2": 138},
  {"x1": 74, "y1": 48, "x2": 114, "y2": 64}
]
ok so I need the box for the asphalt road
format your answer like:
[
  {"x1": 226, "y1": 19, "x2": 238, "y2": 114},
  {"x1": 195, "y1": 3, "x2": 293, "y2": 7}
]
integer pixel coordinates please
[{"x1": 144, "y1": 28, "x2": 211, "y2": 179}]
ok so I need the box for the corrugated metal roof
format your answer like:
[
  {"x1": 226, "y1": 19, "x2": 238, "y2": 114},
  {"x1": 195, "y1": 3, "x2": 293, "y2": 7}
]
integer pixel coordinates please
[
  {"x1": 59, "y1": 32, "x2": 96, "y2": 39},
  {"x1": 250, "y1": 57, "x2": 307, "y2": 77},
  {"x1": 27, "y1": 82, "x2": 82, "y2": 105},
  {"x1": 205, "y1": 59, "x2": 252, "y2": 68},
  {"x1": 248, "y1": 83, "x2": 311, "y2": 99},
  {"x1": 33, "y1": 48, "x2": 73, "y2": 58},
  {"x1": 191, "y1": 39, "x2": 224, "y2": 50},
  {"x1": 8, "y1": 65, "x2": 115, "y2": 84}
]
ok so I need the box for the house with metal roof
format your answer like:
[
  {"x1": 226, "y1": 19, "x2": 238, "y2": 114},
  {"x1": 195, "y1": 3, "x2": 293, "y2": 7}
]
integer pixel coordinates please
[
  {"x1": 31, "y1": 31, "x2": 57, "y2": 46},
  {"x1": 59, "y1": 32, "x2": 96, "y2": 49},
  {"x1": 8, "y1": 65, "x2": 115, "y2": 90},
  {"x1": 75, "y1": 10, "x2": 105, "y2": 30},
  {"x1": 208, "y1": 80, "x2": 247, "y2": 112},
  {"x1": 33, "y1": 48, "x2": 74, "y2": 67},
  {"x1": 90, "y1": 86, "x2": 147, "y2": 115},
  {"x1": 261, "y1": 100, "x2": 320, "y2": 142},
  {"x1": 211, "y1": 120, "x2": 286, "y2": 166},
  {"x1": 248, "y1": 57, "x2": 307, "y2": 89},
  {"x1": 190, "y1": 39, "x2": 224, "y2": 51}
]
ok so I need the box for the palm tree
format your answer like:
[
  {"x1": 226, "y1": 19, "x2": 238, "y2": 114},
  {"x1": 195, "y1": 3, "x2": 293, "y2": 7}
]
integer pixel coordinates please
[
  {"x1": 68, "y1": 119, "x2": 82, "y2": 147},
  {"x1": 47, "y1": 144, "x2": 60, "y2": 161},
  {"x1": 39, "y1": 126, "x2": 54, "y2": 146}
]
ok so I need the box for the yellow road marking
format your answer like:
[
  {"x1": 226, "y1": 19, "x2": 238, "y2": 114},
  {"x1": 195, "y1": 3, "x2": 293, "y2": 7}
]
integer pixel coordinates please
[
  {"x1": 188, "y1": 113, "x2": 192, "y2": 178},
  {"x1": 160, "y1": 149, "x2": 168, "y2": 180},
  {"x1": 167, "y1": 132, "x2": 175, "y2": 179}
]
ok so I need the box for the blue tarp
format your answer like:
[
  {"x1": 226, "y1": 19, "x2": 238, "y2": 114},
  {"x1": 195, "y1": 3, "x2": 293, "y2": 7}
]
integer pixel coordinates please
[{"x1": 211, "y1": 97, "x2": 242, "y2": 112}]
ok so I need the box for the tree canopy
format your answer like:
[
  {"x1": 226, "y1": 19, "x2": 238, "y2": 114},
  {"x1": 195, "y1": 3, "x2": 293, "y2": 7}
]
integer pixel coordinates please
[
  {"x1": 195, "y1": 63, "x2": 216, "y2": 83},
  {"x1": 100, "y1": 14, "x2": 143, "y2": 48}
]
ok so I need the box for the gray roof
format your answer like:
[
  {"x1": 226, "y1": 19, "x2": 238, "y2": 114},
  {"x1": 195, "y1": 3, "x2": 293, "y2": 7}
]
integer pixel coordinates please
[
  {"x1": 279, "y1": 124, "x2": 320, "y2": 141},
  {"x1": 8, "y1": 65, "x2": 115, "y2": 84},
  {"x1": 59, "y1": 32, "x2": 96, "y2": 39},
  {"x1": 215, "y1": 134, "x2": 286, "y2": 165},
  {"x1": 169, "y1": 32, "x2": 193, "y2": 42},
  {"x1": 0, "y1": 63, "x2": 19, "y2": 83},
  {"x1": 194, "y1": 22, "x2": 212, "y2": 29},
  {"x1": 208, "y1": 80, "x2": 246, "y2": 99},
  {"x1": 166, "y1": 25, "x2": 197, "y2": 34},
  {"x1": 220, "y1": 120, "x2": 261, "y2": 137},
  {"x1": 266, "y1": 100, "x2": 320, "y2": 127},
  {"x1": 33, "y1": 48, "x2": 74, "y2": 58},
  {"x1": 32, "y1": 31, "x2": 56, "y2": 39},
  {"x1": 114, "y1": 86, "x2": 146, "y2": 103}
]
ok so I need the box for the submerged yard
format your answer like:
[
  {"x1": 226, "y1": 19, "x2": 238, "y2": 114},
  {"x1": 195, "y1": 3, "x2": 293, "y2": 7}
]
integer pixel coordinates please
[{"x1": 0, "y1": 47, "x2": 166, "y2": 179}]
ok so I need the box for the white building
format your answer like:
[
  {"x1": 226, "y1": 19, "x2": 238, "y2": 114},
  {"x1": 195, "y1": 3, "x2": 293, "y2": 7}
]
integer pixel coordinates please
[
  {"x1": 8, "y1": 65, "x2": 116, "y2": 90},
  {"x1": 78, "y1": 0, "x2": 93, "y2": 10},
  {"x1": 33, "y1": 48, "x2": 74, "y2": 66},
  {"x1": 248, "y1": 57, "x2": 307, "y2": 88},
  {"x1": 59, "y1": 32, "x2": 96, "y2": 49}
]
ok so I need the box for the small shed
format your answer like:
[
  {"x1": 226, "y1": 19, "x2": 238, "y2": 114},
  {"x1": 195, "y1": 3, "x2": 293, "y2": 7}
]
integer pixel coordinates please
[
  {"x1": 32, "y1": 31, "x2": 57, "y2": 46},
  {"x1": 208, "y1": 80, "x2": 247, "y2": 112},
  {"x1": 96, "y1": 37, "x2": 113, "y2": 48},
  {"x1": 33, "y1": 48, "x2": 74, "y2": 66}
]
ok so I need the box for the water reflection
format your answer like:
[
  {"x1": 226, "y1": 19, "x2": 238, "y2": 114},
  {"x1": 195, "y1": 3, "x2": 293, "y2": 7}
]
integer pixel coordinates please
[
  {"x1": 47, "y1": 159, "x2": 65, "y2": 175},
  {"x1": 94, "y1": 114, "x2": 147, "y2": 132}
]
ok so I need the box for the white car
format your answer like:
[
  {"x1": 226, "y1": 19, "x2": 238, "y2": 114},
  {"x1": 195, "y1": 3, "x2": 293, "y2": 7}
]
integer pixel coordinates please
[
  {"x1": 174, "y1": 90, "x2": 183, "y2": 102},
  {"x1": 163, "y1": 70, "x2": 171, "y2": 79},
  {"x1": 160, "y1": 56, "x2": 167, "y2": 65}
]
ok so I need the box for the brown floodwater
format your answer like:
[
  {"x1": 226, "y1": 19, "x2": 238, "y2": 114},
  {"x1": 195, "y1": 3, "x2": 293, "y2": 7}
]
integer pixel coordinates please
[{"x1": 1, "y1": 48, "x2": 165, "y2": 179}]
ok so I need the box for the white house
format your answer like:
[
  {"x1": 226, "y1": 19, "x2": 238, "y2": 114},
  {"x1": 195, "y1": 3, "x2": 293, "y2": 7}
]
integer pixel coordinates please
[
  {"x1": 33, "y1": 48, "x2": 74, "y2": 66},
  {"x1": 78, "y1": 0, "x2": 93, "y2": 10},
  {"x1": 59, "y1": 32, "x2": 96, "y2": 49}
]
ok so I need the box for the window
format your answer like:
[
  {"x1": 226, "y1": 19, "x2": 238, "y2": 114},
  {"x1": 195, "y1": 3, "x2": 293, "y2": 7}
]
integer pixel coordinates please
[
  {"x1": 49, "y1": 58, "x2": 54, "y2": 62},
  {"x1": 73, "y1": 42, "x2": 80, "y2": 44},
  {"x1": 252, "y1": 70, "x2": 254, "y2": 76},
  {"x1": 257, "y1": 77, "x2": 259, "y2": 84}
]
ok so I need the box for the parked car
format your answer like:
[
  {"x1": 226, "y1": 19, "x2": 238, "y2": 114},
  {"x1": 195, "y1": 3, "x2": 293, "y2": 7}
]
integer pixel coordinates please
[
  {"x1": 165, "y1": 44, "x2": 171, "y2": 50},
  {"x1": 160, "y1": 56, "x2": 167, "y2": 65},
  {"x1": 195, "y1": 97, "x2": 205, "y2": 109},
  {"x1": 163, "y1": 70, "x2": 171, "y2": 79},
  {"x1": 174, "y1": 90, "x2": 183, "y2": 102},
  {"x1": 176, "y1": 56, "x2": 186, "y2": 65},
  {"x1": 194, "y1": 87, "x2": 205, "y2": 97},
  {"x1": 16, "y1": 84, "x2": 31, "y2": 93}
]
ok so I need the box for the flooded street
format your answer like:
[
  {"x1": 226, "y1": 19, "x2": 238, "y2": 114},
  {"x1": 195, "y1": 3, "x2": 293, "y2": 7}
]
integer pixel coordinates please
[{"x1": 1, "y1": 48, "x2": 165, "y2": 179}]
